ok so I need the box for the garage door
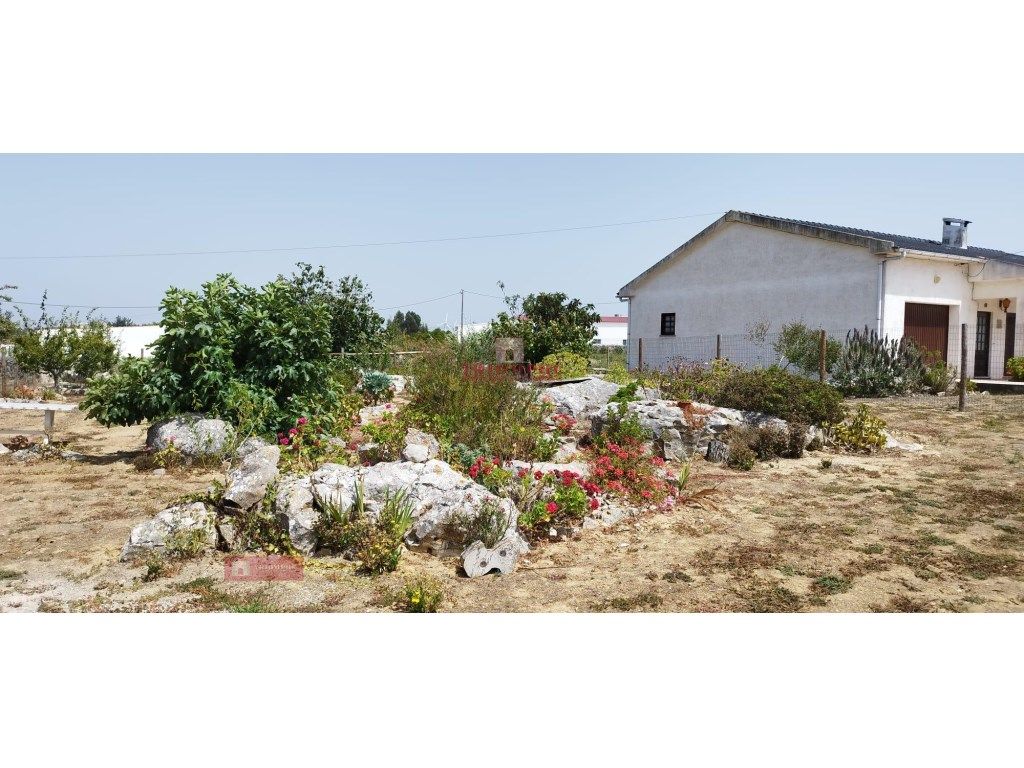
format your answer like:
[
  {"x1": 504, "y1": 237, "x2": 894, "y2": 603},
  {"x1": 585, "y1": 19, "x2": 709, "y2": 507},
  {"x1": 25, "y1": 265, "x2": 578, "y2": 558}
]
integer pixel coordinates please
[{"x1": 903, "y1": 303, "x2": 949, "y2": 363}]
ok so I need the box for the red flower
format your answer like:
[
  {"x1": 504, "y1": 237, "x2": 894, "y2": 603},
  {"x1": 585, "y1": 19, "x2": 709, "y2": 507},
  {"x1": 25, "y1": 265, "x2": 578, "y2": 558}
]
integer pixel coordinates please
[
  {"x1": 279, "y1": 437, "x2": 289, "y2": 446},
  {"x1": 297, "y1": 417, "x2": 308, "y2": 426},
  {"x1": 469, "y1": 466, "x2": 479, "y2": 479},
  {"x1": 517, "y1": 469, "x2": 527, "y2": 479},
  {"x1": 534, "y1": 470, "x2": 543, "y2": 480},
  {"x1": 289, "y1": 427, "x2": 298, "y2": 435},
  {"x1": 589, "y1": 498, "x2": 600, "y2": 510},
  {"x1": 546, "y1": 501, "x2": 558, "y2": 513}
]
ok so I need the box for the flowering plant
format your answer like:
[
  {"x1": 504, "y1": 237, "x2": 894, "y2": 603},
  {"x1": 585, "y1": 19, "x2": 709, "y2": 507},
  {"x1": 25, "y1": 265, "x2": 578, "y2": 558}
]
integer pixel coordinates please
[
  {"x1": 588, "y1": 438, "x2": 672, "y2": 506},
  {"x1": 278, "y1": 415, "x2": 345, "y2": 472},
  {"x1": 552, "y1": 413, "x2": 576, "y2": 435}
]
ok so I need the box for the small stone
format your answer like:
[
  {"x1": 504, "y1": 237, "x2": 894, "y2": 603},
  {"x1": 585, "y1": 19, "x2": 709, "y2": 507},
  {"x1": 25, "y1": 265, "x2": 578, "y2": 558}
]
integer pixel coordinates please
[
  {"x1": 461, "y1": 532, "x2": 529, "y2": 577},
  {"x1": 151, "y1": 468, "x2": 166, "y2": 476}
]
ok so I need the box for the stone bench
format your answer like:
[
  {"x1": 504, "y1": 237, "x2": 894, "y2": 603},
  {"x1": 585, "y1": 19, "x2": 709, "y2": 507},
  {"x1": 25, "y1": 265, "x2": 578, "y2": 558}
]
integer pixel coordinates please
[{"x1": 0, "y1": 400, "x2": 78, "y2": 444}]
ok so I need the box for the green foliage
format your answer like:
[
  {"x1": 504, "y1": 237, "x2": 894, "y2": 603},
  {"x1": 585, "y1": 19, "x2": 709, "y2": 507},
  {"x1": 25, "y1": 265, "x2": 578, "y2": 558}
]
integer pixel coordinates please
[
  {"x1": 408, "y1": 346, "x2": 552, "y2": 460},
  {"x1": 82, "y1": 274, "x2": 346, "y2": 434},
  {"x1": 236, "y1": 484, "x2": 296, "y2": 555},
  {"x1": 597, "y1": 402, "x2": 651, "y2": 445},
  {"x1": 922, "y1": 359, "x2": 956, "y2": 394},
  {"x1": 830, "y1": 326, "x2": 925, "y2": 397},
  {"x1": 713, "y1": 366, "x2": 845, "y2": 426},
  {"x1": 449, "y1": 497, "x2": 510, "y2": 548},
  {"x1": 604, "y1": 361, "x2": 632, "y2": 385},
  {"x1": 1007, "y1": 356, "x2": 1024, "y2": 381},
  {"x1": 361, "y1": 410, "x2": 409, "y2": 463},
  {"x1": 775, "y1": 322, "x2": 841, "y2": 376},
  {"x1": 359, "y1": 370, "x2": 394, "y2": 404},
  {"x1": 284, "y1": 263, "x2": 386, "y2": 354},
  {"x1": 725, "y1": 440, "x2": 756, "y2": 471},
  {"x1": 608, "y1": 380, "x2": 640, "y2": 406},
  {"x1": 164, "y1": 526, "x2": 211, "y2": 559},
  {"x1": 458, "y1": 325, "x2": 497, "y2": 363},
  {"x1": 13, "y1": 298, "x2": 118, "y2": 388},
  {"x1": 539, "y1": 350, "x2": 588, "y2": 379},
  {"x1": 110, "y1": 315, "x2": 135, "y2": 327},
  {"x1": 399, "y1": 577, "x2": 444, "y2": 613},
  {"x1": 491, "y1": 290, "x2": 600, "y2": 363},
  {"x1": 386, "y1": 310, "x2": 427, "y2": 336},
  {"x1": 313, "y1": 481, "x2": 414, "y2": 574},
  {"x1": 0, "y1": 284, "x2": 19, "y2": 343},
  {"x1": 828, "y1": 404, "x2": 887, "y2": 453},
  {"x1": 642, "y1": 358, "x2": 733, "y2": 403}
]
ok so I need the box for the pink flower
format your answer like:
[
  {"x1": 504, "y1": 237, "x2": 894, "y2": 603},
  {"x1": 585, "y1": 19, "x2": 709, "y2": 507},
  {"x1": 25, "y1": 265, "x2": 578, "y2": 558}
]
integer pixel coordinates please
[
  {"x1": 546, "y1": 502, "x2": 558, "y2": 513},
  {"x1": 589, "y1": 498, "x2": 599, "y2": 510},
  {"x1": 279, "y1": 437, "x2": 289, "y2": 446},
  {"x1": 289, "y1": 427, "x2": 298, "y2": 435},
  {"x1": 534, "y1": 470, "x2": 543, "y2": 480},
  {"x1": 297, "y1": 417, "x2": 308, "y2": 426}
]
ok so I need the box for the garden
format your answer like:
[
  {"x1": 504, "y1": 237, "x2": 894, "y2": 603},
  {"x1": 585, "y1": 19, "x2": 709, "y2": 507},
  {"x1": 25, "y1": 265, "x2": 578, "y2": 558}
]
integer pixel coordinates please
[{"x1": 1, "y1": 275, "x2": 1023, "y2": 612}]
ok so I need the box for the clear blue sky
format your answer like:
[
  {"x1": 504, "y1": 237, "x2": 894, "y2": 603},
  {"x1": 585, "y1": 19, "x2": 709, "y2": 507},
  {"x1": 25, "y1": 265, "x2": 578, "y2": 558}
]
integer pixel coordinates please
[{"x1": 1, "y1": 154, "x2": 1022, "y2": 327}]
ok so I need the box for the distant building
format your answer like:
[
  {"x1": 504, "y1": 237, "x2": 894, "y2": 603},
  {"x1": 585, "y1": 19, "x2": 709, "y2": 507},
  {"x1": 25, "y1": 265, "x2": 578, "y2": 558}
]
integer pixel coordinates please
[
  {"x1": 108, "y1": 324, "x2": 162, "y2": 358},
  {"x1": 593, "y1": 314, "x2": 628, "y2": 347}
]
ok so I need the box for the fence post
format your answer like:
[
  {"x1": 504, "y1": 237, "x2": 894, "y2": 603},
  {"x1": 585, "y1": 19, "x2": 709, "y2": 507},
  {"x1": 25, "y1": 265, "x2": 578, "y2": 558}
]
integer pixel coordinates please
[
  {"x1": 959, "y1": 323, "x2": 968, "y2": 412},
  {"x1": 715, "y1": 334, "x2": 721, "y2": 360},
  {"x1": 0, "y1": 345, "x2": 6, "y2": 397},
  {"x1": 818, "y1": 329, "x2": 827, "y2": 382},
  {"x1": 637, "y1": 338, "x2": 643, "y2": 370}
]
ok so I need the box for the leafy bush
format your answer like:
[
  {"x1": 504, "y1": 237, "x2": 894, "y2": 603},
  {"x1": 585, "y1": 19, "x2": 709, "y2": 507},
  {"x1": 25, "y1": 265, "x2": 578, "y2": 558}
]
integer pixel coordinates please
[
  {"x1": 313, "y1": 481, "x2": 414, "y2": 573},
  {"x1": 284, "y1": 263, "x2": 387, "y2": 354},
  {"x1": 725, "y1": 422, "x2": 807, "y2": 466},
  {"x1": 830, "y1": 327, "x2": 925, "y2": 397},
  {"x1": 1007, "y1": 356, "x2": 1024, "y2": 381},
  {"x1": 608, "y1": 380, "x2": 640, "y2": 406},
  {"x1": 597, "y1": 402, "x2": 652, "y2": 445},
  {"x1": 922, "y1": 360, "x2": 956, "y2": 394},
  {"x1": 714, "y1": 366, "x2": 845, "y2": 426},
  {"x1": 775, "y1": 322, "x2": 841, "y2": 376},
  {"x1": 277, "y1": 415, "x2": 350, "y2": 473},
  {"x1": 491, "y1": 291, "x2": 601, "y2": 363},
  {"x1": 828, "y1": 404, "x2": 887, "y2": 452},
  {"x1": 407, "y1": 346, "x2": 551, "y2": 460},
  {"x1": 359, "y1": 370, "x2": 394, "y2": 404},
  {"x1": 642, "y1": 358, "x2": 734, "y2": 403},
  {"x1": 82, "y1": 274, "x2": 346, "y2": 435},
  {"x1": 539, "y1": 350, "x2": 588, "y2": 379},
  {"x1": 447, "y1": 496, "x2": 511, "y2": 548},
  {"x1": 604, "y1": 361, "x2": 632, "y2": 385},
  {"x1": 14, "y1": 302, "x2": 118, "y2": 389},
  {"x1": 725, "y1": 440, "x2": 756, "y2": 471}
]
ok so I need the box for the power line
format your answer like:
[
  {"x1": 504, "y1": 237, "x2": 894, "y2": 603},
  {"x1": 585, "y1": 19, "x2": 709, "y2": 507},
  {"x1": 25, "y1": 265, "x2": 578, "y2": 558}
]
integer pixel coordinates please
[{"x1": 0, "y1": 211, "x2": 724, "y2": 262}]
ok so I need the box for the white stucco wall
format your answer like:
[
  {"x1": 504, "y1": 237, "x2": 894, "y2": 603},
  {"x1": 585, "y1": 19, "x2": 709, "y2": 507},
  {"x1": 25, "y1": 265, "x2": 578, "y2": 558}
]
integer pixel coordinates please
[
  {"x1": 623, "y1": 222, "x2": 880, "y2": 369},
  {"x1": 593, "y1": 322, "x2": 628, "y2": 346},
  {"x1": 109, "y1": 325, "x2": 162, "y2": 358}
]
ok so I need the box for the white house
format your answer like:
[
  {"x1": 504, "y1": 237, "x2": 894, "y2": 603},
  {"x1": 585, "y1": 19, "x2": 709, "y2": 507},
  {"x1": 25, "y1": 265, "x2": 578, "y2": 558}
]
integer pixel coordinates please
[
  {"x1": 617, "y1": 211, "x2": 1024, "y2": 379},
  {"x1": 593, "y1": 314, "x2": 628, "y2": 347},
  {"x1": 108, "y1": 324, "x2": 162, "y2": 358}
]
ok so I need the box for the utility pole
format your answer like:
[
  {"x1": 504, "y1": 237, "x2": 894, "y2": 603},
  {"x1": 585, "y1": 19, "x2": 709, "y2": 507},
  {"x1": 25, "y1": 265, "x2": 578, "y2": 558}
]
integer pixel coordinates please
[{"x1": 459, "y1": 289, "x2": 465, "y2": 345}]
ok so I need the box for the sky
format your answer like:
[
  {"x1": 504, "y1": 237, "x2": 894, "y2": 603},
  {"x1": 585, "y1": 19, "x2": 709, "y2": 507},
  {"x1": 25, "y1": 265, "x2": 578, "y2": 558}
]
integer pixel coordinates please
[{"x1": 1, "y1": 154, "x2": 1022, "y2": 328}]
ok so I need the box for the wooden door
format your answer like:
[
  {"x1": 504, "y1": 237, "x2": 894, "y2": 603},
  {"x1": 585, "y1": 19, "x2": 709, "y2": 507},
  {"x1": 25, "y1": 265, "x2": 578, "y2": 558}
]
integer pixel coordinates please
[
  {"x1": 903, "y1": 303, "x2": 949, "y2": 363},
  {"x1": 975, "y1": 311, "x2": 992, "y2": 378}
]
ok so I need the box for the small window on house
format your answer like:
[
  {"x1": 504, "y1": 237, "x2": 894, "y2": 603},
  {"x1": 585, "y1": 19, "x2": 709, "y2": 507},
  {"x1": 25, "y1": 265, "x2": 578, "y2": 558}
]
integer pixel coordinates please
[{"x1": 660, "y1": 312, "x2": 676, "y2": 336}]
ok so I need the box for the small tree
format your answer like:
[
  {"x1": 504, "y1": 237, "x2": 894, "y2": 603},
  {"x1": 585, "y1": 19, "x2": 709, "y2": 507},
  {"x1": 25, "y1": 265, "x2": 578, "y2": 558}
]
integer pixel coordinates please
[
  {"x1": 0, "y1": 284, "x2": 19, "y2": 343},
  {"x1": 110, "y1": 315, "x2": 136, "y2": 327},
  {"x1": 775, "y1": 322, "x2": 840, "y2": 376},
  {"x1": 13, "y1": 299, "x2": 118, "y2": 389},
  {"x1": 491, "y1": 291, "x2": 600, "y2": 363},
  {"x1": 285, "y1": 263, "x2": 386, "y2": 353},
  {"x1": 387, "y1": 310, "x2": 427, "y2": 336}
]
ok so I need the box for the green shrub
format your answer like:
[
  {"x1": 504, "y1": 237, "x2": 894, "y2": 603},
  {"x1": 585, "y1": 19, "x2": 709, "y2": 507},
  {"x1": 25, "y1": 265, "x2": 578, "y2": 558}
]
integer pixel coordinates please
[
  {"x1": 597, "y1": 402, "x2": 651, "y2": 446},
  {"x1": 725, "y1": 440, "x2": 756, "y2": 471},
  {"x1": 83, "y1": 274, "x2": 350, "y2": 435},
  {"x1": 642, "y1": 358, "x2": 734, "y2": 403},
  {"x1": 407, "y1": 346, "x2": 551, "y2": 460},
  {"x1": 775, "y1": 322, "x2": 841, "y2": 376},
  {"x1": 1007, "y1": 356, "x2": 1024, "y2": 381},
  {"x1": 604, "y1": 361, "x2": 632, "y2": 385},
  {"x1": 725, "y1": 422, "x2": 807, "y2": 465},
  {"x1": 608, "y1": 380, "x2": 640, "y2": 406},
  {"x1": 539, "y1": 350, "x2": 588, "y2": 379},
  {"x1": 830, "y1": 326, "x2": 925, "y2": 397},
  {"x1": 448, "y1": 497, "x2": 511, "y2": 548},
  {"x1": 313, "y1": 481, "x2": 414, "y2": 573},
  {"x1": 14, "y1": 303, "x2": 118, "y2": 389},
  {"x1": 922, "y1": 360, "x2": 956, "y2": 394},
  {"x1": 828, "y1": 404, "x2": 887, "y2": 452},
  {"x1": 491, "y1": 291, "x2": 600, "y2": 363},
  {"x1": 713, "y1": 366, "x2": 845, "y2": 426},
  {"x1": 361, "y1": 410, "x2": 409, "y2": 463},
  {"x1": 359, "y1": 370, "x2": 394, "y2": 404}
]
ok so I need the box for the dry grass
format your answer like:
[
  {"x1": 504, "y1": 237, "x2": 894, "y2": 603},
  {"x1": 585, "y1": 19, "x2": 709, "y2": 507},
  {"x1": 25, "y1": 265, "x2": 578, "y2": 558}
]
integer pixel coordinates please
[{"x1": 2, "y1": 393, "x2": 1024, "y2": 612}]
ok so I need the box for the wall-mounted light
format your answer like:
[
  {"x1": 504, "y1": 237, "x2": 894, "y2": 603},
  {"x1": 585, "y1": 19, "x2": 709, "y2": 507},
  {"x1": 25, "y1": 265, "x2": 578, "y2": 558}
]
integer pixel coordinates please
[{"x1": 999, "y1": 298, "x2": 1011, "y2": 313}]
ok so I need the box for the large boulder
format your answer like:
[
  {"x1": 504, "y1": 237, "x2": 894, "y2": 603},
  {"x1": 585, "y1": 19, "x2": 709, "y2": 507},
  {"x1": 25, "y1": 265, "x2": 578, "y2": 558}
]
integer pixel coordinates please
[
  {"x1": 462, "y1": 533, "x2": 530, "y2": 578},
  {"x1": 591, "y1": 399, "x2": 805, "y2": 461},
  {"x1": 223, "y1": 438, "x2": 280, "y2": 511},
  {"x1": 539, "y1": 377, "x2": 621, "y2": 419},
  {"x1": 275, "y1": 476, "x2": 318, "y2": 555},
  {"x1": 401, "y1": 428, "x2": 440, "y2": 463},
  {"x1": 146, "y1": 414, "x2": 234, "y2": 458},
  {"x1": 121, "y1": 502, "x2": 217, "y2": 560},
  {"x1": 307, "y1": 460, "x2": 522, "y2": 560}
]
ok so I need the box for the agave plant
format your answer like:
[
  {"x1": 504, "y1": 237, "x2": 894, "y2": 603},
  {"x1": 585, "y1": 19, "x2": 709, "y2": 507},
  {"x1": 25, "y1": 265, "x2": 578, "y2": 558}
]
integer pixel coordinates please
[{"x1": 830, "y1": 326, "x2": 925, "y2": 397}]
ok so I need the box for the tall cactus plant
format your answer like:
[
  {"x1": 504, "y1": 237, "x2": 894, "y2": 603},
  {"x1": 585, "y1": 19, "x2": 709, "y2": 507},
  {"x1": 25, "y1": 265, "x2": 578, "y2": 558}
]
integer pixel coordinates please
[{"x1": 830, "y1": 326, "x2": 925, "y2": 396}]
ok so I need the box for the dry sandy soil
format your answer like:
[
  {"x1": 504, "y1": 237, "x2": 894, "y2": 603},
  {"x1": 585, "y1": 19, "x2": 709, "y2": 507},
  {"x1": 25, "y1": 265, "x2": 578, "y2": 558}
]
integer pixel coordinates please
[{"x1": 2, "y1": 394, "x2": 1023, "y2": 612}]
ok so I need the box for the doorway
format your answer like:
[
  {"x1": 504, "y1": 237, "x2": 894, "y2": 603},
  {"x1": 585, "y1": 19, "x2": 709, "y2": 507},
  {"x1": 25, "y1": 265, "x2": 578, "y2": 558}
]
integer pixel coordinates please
[{"x1": 975, "y1": 311, "x2": 991, "y2": 378}]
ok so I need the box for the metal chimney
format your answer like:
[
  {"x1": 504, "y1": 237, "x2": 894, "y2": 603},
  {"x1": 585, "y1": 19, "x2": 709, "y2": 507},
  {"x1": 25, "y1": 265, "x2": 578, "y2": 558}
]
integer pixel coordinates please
[{"x1": 942, "y1": 217, "x2": 970, "y2": 248}]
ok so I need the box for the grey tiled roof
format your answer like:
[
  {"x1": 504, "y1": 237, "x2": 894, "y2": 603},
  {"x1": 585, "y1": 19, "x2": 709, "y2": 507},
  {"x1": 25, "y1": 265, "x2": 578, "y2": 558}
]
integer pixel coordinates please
[{"x1": 748, "y1": 212, "x2": 1024, "y2": 266}]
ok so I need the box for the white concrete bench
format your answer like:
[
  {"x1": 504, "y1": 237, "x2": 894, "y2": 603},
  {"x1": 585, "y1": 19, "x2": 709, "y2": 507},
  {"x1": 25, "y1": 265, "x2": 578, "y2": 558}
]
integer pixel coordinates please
[{"x1": 0, "y1": 400, "x2": 78, "y2": 444}]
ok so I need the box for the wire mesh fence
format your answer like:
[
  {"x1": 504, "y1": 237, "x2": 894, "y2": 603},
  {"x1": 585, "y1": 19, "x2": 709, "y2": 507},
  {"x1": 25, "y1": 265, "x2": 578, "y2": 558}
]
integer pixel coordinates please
[{"x1": 629, "y1": 322, "x2": 1024, "y2": 381}]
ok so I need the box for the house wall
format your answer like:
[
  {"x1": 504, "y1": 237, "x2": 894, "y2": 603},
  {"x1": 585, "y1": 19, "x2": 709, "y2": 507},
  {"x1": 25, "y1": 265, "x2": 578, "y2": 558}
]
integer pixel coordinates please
[
  {"x1": 624, "y1": 222, "x2": 880, "y2": 369},
  {"x1": 594, "y1": 322, "x2": 627, "y2": 347}
]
